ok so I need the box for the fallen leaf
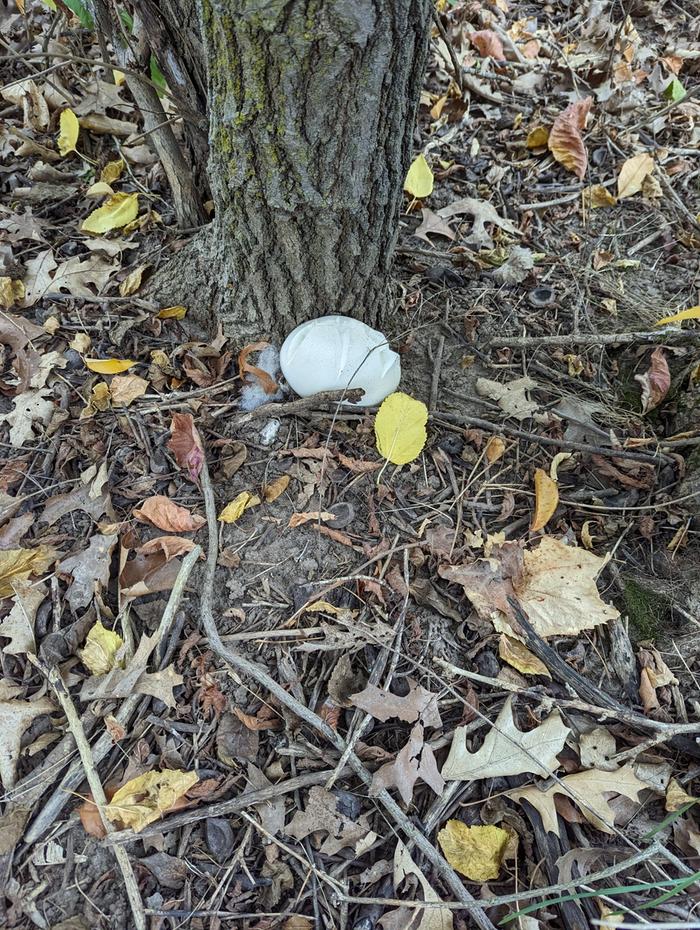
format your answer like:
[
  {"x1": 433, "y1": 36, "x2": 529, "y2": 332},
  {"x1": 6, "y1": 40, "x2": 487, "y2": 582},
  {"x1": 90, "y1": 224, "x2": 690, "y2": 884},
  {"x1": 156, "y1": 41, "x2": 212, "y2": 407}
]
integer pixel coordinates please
[
  {"x1": 635, "y1": 347, "x2": 670, "y2": 413},
  {"x1": 219, "y1": 491, "x2": 261, "y2": 523},
  {"x1": 288, "y1": 510, "x2": 335, "y2": 528},
  {"x1": 59, "y1": 534, "x2": 118, "y2": 612},
  {"x1": 492, "y1": 245, "x2": 535, "y2": 285},
  {"x1": 168, "y1": 412, "x2": 204, "y2": 482},
  {"x1": 18, "y1": 248, "x2": 57, "y2": 307},
  {"x1": 0, "y1": 278, "x2": 25, "y2": 309},
  {"x1": 498, "y1": 634, "x2": 551, "y2": 678},
  {"x1": 137, "y1": 536, "x2": 196, "y2": 560},
  {"x1": 506, "y1": 764, "x2": 654, "y2": 835},
  {"x1": 351, "y1": 681, "x2": 441, "y2": 727},
  {"x1": 0, "y1": 546, "x2": 54, "y2": 598},
  {"x1": 50, "y1": 254, "x2": 114, "y2": 298},
  {"x1": 118, "y1": 264, "x2": 146, "y2": 296},
  {"x1": 437, "y1": 197, "x2": 518, "y2": 249},
  {"x1": 39, "y1": 481, "x2": 110, "y2": 527},
  {"x1": 81, "y1": 630, "x2": 182, "y2": 704},
  {"x1": 79, "y1": 619, "x2": 124, "y2": 676},
  {"x1": 380, "y1": 841, "x2": 453, "y2": 930},
  {"x1": 526, "y1": 126, "x2": 550, "y2": 148},
  {"x1": 548, "y1": 97, "x2": 592, "y2": 179},
  {"x1": 371, "y1": 723, "x2": 445, "y2": 804},
  {"x1": 81, "y1": 192, "x2": 139, "y2": 234},
  {"x1": 134, "y1": 496, "x2": 205, "y2": 533},
  {"x1": 414, "y1": 208, "x2": 455, "y2": 243},
  {"x1": 100, "y1": 158, "x2": 124, "y2": 184},
  {"x1": 583, "y1": 184, "x2": 617, "y2": 208},
  {"x1": 86, "y1": 181, "x2": 115, "y2": 198},
  {"x1": 158, "y1": 305, "x2": 187, "y2": 320},
  {"x1": 0, "y1": 691, "x2": 55, "y2": 788},
  {"x1": 57, "y1": 108, "x2": 79, "y2": 156},
  {"x1": 476, "y1": 376, "x2": 539, "y2": 420},
  {"x1": 237, "y1": 341, "x2": 278, "y2": 395},
  {"x1": 617, "y1": 153, "x2": 655, "y2": 199},
  {"x1": 2, "y1": 78, "x2": 49, "y2": 130},
  {"x1": 0, "y1": 389, "x2": 54, "y2": 447},
  {"x1": 104, "y1": 769, "x2": 199, "y2": 831},
  {"x1": 438, "y1": 820, "x2": 509, "y2": 881},
  {"x1": 286, "y1": 786, "x2": 377, "y2": 855},
  {"x1": 666, "y1": 778, "x2": 697, "y2": 812},
  {"x1": 109, "y1": 374, "x2": 148, "y2": 407},
  {"x1": 485, "y1": 436, "x2": 506, "y2": 463},
  {"x1": 404, "y1": 153, "x2": 434, "y2": 199},
  {"x1": 655, "y1": 306, "x2": 700, "y2": 326},
  {"x1": 442, "y1": 696, "x2": 569, "y2": 781},
  {"x1": 263, "y1": 474, "x2": 290, "y2": 502},
  {"x1": 85, "y1": 358, "x2": 136, "y2": 374},
  {"x1": 530, "y1": 468, "x2": 558, "y2": 532},
  {"x1": 470, "y1": 29, "x2": 505, "y2": 59},
  {"x1": 0, "y1": 581, "x2": 45, "y2": 654},
  {"x1": 375, "y1": 392, "x2": 428, "y2": 465}
]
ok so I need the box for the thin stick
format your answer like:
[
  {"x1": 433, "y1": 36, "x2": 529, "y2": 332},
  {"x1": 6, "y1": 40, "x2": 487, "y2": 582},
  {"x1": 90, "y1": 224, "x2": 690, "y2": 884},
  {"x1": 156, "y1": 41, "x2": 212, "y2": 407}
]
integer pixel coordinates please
[
  {"x1": 488, "y1": 330, "x2": 699, "y2": 348},
  {"x1": 431, "y1": 8, "x2": 464, "y2": 92},
  {"x1": 197, "y1": 453, "x2": 497, "y2": 930},
  {"x1": 32, "y1": 660, "x2": 146, "y2": 930}
]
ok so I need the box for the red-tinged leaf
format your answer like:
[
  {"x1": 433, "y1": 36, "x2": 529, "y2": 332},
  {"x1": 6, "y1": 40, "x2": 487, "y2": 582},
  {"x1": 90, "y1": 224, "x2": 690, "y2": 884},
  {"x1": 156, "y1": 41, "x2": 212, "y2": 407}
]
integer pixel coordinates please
[
  {"x1": 168, "y1": 412, "x2": 204, "y2": 482},
  {"x1": 238, "y1": 341, "x2": 278, "y2": 395},
  {"x1": 136, "y1": 536, "x2": 197, "y2": 560},
  {"x1": 635, "y1": 347, "x2": 671, "y2": 414},
  {"x1": 548, "y1": 97, "x2": 592, "y2": 179},
  {"x1": 470, "y1": 29, "x2": 505, "y2": 59}
]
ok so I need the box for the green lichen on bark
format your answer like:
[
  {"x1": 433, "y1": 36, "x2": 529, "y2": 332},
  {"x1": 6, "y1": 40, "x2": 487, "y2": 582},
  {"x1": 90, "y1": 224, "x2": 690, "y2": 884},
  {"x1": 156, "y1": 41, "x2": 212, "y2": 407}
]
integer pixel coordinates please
[{"x1": 194, "y1": 0, "x2": 432, "y2": 337}]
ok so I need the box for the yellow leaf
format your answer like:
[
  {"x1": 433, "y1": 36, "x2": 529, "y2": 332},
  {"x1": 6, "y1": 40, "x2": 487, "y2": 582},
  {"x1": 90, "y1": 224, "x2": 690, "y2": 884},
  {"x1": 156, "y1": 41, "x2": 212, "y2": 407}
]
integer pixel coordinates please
[
  {"x1": 105, "y1": 769, "x2": 198, "y2": 832},
  {"x1": 119, "y1": 264, "x2": 146, "y2": 297},
  {"x1": 85, "y1": 358, "x2": 136, "y2": 374},
  {"x1": 550, "y1": 452, "x2": 572, "y2": 480},
  {"x1": 0, "y1": 277, "x2": 25, "y2": 309},
  {"x1": 218, "y1": 491, "x2": 261, "y2": 523},
  {"x1": 374, "y1": 391, "x2": 428, "y2": 466},
  {"x1": 57, "y1": 108, "x2": 79, "y2": 156},
  {"x1": 81, "y1": 192, "x2": 139, "y2": 235},
  {"x1": 665, "y1": 777, "x2": 697, "y2": 812},
  {"x1": 526, "y1": 126, "x2": 550, "y2": 148},
  {"x1": 485, "y1": 436, "x2": 506, "y2": 464},
  {"x1": 581, "y1": 520, "x2": 595, "y2": 550},
  {"x1": 85, "y1": 181, "x2": 114, "y2": 199},
  {"x1": 157, "y1": 305, "x2": 187, "y2": 320},
  {"x1": 617, "y1": 153, "x2": 654, "y2": 199},
  {"x1": 305, "y1": 600, "x2": 343, "y2": 615},
  {"x1": 263, "y1": 474, "x2": 290, "y2": 502},
  {"x1": 583, "y1": 184, "x2": 617, "y2": 208},
  {"x1": 79, "y1": 620, "x2": 124, "y2": 675},
  {"x1": 655, "y1": 305, "x2": 700, "y2": 326},
  {"x1": 112, "y1": 70, "x2": 126, "y2": 87},
  {"x1": 530, "y1": 468, "x2": 558, "y2": 532},
  {"x1": 110, "y1": 374, "x2": 148, "y2": 407},
  {"x1": 80, "y1": 381, "x2": 111, "y2": 418},
  {"x1": 41, "y1": 0, "x2": 57, "y2": 8},
  {"x1": 100, "y1": 158, "x2": 125, "y2": 184},
  {"x1": 430, "y1": 94, "x2": 448, "y2": 120},
  {"x1": 498, "y1": 633, "x2": 551, "y2": 678},
  {"x1": 437, "y1": 820, "x2": 509, "y2": 881},
  {"x1": 404, "y1": 153, "x2": 434, "y2": 199},
  {"x1": 0, "y1": 547, "x2": 54, "y2": 598}
]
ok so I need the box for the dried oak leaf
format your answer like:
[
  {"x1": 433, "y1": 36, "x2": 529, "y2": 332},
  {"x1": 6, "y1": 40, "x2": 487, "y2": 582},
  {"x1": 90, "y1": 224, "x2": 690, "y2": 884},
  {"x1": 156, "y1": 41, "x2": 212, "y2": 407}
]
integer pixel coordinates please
[
  {"x1": 58, "y1": 533, "x2": 118, "y2": 612},
  {"x1": 350, "y1": 681, "x2": 441, "y2": 728},
  {"x1": 442, "y1": 696, "x2": 569, "y2": 781},
  {"x1": 133, "y1": 495, "x2": 205, "y2": 533},
  {"x1": 168, "y1": 412, "x2": 204, "y2": 482},
  {"x1": 39, "y1": 482, "x2": 111, "y2": 527},
  {"x1": 371, "y1": 723, "x2": 445, "y2": 805},
  {"x1": 0, "y1": 546, "x2": 55, "y2": 598},
  {"x1": 476, "y1": 376, "x2": 539, "y2": 420},
  {"x1": 548, "y1": 97, "x2": 592, "y2": 179},
  {"x1": 0, "y1": 684, "x2": 54, "y2": 788},
  {"x1": 286, "y1": 786, "x2": 377, "y2": 856},
  {"x1": 0, "y1": 580, "x2": 45, "y2": 654},
  {"x1": 437, "y1": 197, "x2": 518, "y2": 250},
  {"x1": 379, "y1": 841, "x2": 453, "y2": 930}
]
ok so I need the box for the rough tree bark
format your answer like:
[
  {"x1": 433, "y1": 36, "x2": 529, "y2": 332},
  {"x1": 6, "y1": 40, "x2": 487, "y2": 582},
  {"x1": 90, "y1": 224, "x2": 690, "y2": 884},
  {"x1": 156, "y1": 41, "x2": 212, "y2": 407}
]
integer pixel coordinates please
[{"x1": 152, "y1": 0, "x2": 432, "y2": 340}]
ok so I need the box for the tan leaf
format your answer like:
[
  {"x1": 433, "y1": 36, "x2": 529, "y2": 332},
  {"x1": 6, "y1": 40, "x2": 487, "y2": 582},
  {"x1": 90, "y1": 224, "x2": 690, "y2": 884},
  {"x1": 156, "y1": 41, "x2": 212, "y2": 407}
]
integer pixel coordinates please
[
  {"x1": 136, "y1": 536, "x2": 197, "y2": 560},
  {"x1": 0, "y1": 546, "x2": 54, "y2": 598},
  {"x1": 110, "y1": 374, "x2": 148, "y2": 408},
  {"x1": 351, "y1": 681, "x2": 441, "y2": 727},
  {"x1": 0, "y1": 278, "x2": 25, "y2": 309},
  {"x1": 442, "y1": 696, "x2": 569, "y2": 781},
  {"x1": 0, "y1": 691, "x2": 55, "y2": 788},
  {"x1": 382, "y1": 841, "x2": 454, "y2": 930},
  {"x1": 371, "y1": 723, "x2": 445, "y2": 805},
  {"x1": 287, "y1": 786, "x2": 377, "y2": 856},
  {"x1": 288, "y1": 510, "x2": 335, "y2": 528},
  {"x1": 59, "y1": 533, "x2": 118, "y2": 611},
  {"x1": 617, "y1": 153, "x2": 654, "y2": 199},
  {"x1": 666, "y1": 778, "x2": 697, "y2": 812},
  {"x1": 583, "y1": 184, "x2": 617, "y2": 208},
  {"x1": 485, "y1": 436, "x2": 506, "y2": 463},
  {"x1": 506, "y1": 764, "x2": 655, "y2": 835},
  {"x1": 0, "y1": 581, "x2": 45, "y2": 654},
  {"x1": 437, "y1": 820, "x2": 509, "y2": 881},
  {"x1": 413, "y1": 208, "x2": 455, "y2": 243},
  {"x1": 476, "y1": 376, "x2": 539, "y2": 420},
  {"x1": 530, "y1": 468, "x2": 558, "y2": 532},
  {"x1": 133, "y1": 496, "x2": 205, "y2": 533},
  {"x1": 263, "y1": 474, "x2": 290, "y2": 502},
  {"x1": 548, "y1": 97, "x2": 592, "y2": 179},
  {"x1": 104, "y1": 769, "x2": 198, "y2": 832},
  {"x1": 118, "y1": 264, "x2": 147, "y2": 297},
  {"x1": 498, "y1": 634, "x2": 551, "y2": 677}
]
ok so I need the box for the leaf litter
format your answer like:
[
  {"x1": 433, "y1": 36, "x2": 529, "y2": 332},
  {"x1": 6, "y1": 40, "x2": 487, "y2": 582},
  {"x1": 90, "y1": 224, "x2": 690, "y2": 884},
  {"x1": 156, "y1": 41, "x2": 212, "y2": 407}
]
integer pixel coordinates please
[{"x1": 1, "y1": 2, "x2": 699, "y2": 929}]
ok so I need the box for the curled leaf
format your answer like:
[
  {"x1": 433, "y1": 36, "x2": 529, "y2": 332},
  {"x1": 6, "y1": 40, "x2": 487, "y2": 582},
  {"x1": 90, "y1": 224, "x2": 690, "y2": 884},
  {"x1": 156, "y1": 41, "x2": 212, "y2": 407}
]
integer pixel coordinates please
[
  {"x1": 655, "y1": 305, "x2": 700, "y2": 326},
  {"x1": 470, "y1": 30, "x2": 505, "y2": 59},
  {"x1": 134, "y1": 496, "x2": 205, "y2": 533},
  {"x1": 530, "y1": 468, "x2": 558, "y2": 532},
  {"x1": 548, "y1": 97, "x2": 592, "y2": 180},
  {"x1": 635, "y1": 347, "x2": 670, "y2": 414},
  {"x1": 104, "y1": 769, "x2": 198, "y2": 832},
  {"x1": 80, "y1": 620, "x2": 124, "y2": 676},
  {"x1": 374, "y1": 391, "x2": 428, "y2": 465},
  {"x1": 263, "y1": 474, "x2": 290, "y2": 502},
  {"x1": 168, "y1": 412, "x2": 204, "y2": 482},
  {"x1": 238, "y1": 341, "x2": 278, "y2": 395}
]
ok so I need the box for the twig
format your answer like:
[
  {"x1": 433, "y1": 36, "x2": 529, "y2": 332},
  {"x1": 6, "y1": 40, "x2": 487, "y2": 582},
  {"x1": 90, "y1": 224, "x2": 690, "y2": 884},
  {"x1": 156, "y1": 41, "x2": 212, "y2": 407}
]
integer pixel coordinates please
[
  {"x1": 626, "y1": 83, "x2": 700, "y2": 134},
  {"x1": 197, "y1": 452, "x2": 497, "y2": 930},
  {"x1": 487, "y1": 330, "x2": 699, "y2": 348},
  {"x1": 23, "y1": 547, "x2": 202, "y2": 844},
  {"x1": 431, "y1": 413, "x2": 676, "y2": 466},
  {"x1": 431, "y1": 8, "x2": 464, "y2": 92},
  {"x1": 31, "y1": 659, "x2": 146, "y2": 930},
  {"x1": 429, "y1": 334, "x2": 446, "y2": 412},
  {"x1": 226, "y1": 389, "x2": 365, "y2": 427}
]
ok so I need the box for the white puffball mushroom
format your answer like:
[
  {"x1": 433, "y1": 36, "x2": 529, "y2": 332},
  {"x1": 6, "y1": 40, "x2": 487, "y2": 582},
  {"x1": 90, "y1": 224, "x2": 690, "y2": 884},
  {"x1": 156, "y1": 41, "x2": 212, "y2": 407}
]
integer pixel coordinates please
[{"x1": 279, "y1": 315, "x2": 401, "y2": 407}]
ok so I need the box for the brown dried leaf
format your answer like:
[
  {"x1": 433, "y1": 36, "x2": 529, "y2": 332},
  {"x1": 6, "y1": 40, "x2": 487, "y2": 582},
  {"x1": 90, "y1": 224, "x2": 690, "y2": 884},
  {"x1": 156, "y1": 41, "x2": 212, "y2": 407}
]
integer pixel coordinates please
[
  {"x1": 286, "y1": 786, "x2": 377, "y2": 855},
  {"x1": 617, "y1": 153, "x2": 654, "y2": 199},
  {"x1": 288, "y1": 510, "x2": 335, "y2": 528},
  {"x1": 470, "y1": 29, "x2": 505, "y2": 59},
  {"x1": 262, "y1": 474, "x2": 290, "y2": 502},
  {"x1": 133, "y1": 496, "x2": 205, "y2": 533},
  {"x1": 548, "y1": 97, "x2": 592, "y2": 179},
  {"x1": 351, "y1": 681, "x2": 441, "y2": 728},
  {"x1": 371, "y1": 723, "x2": 445, "y2": 805},
  {"x1": 119, "y1": 549, "x2": 182, "y2": 601},
  {"x1": 167, "y1": 412, "x2": 204, "y2": 482},
  {"x1": 238, "y1": 341, "x2": 278, "y2": 395},
  {"x1": 530, "y1": 468, "x2": 558, "y2": 532},
  {"x1": 635, "y1": 347, "x2": 670, "y2": 414},
  {"x1": 413, "y1": 208, "x2": 455, "y2": 243},
  {"x1": 136, "y1": 536, "x2": 197, "y2": 560},
  {"x1": 58, "y1": 533, "x2": 118, "y2": 612},
  {"x1": 109, "y1": 374, "x2": 148, "y2": 408}
]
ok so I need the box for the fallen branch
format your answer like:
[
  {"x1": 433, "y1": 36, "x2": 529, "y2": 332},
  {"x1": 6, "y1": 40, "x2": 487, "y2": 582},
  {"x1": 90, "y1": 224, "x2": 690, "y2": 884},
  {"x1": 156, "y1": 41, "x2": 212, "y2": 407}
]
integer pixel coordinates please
[{"x1": 487, "y1": 329, "x2": 699, "y2": 348}]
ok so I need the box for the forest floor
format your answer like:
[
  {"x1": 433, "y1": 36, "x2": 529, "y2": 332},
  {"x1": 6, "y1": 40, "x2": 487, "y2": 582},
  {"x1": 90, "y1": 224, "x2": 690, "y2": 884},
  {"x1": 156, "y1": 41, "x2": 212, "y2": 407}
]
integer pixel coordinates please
[{"x1": 1, "y1": 2, "x2": 700, "y2": 930}]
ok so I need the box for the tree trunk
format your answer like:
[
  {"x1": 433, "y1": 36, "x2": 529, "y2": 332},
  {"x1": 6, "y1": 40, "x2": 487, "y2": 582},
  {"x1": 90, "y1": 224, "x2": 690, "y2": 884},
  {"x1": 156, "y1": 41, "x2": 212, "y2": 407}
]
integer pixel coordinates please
[{"x1": 188, "y1": 0, "x2": 432, "y2": 338}]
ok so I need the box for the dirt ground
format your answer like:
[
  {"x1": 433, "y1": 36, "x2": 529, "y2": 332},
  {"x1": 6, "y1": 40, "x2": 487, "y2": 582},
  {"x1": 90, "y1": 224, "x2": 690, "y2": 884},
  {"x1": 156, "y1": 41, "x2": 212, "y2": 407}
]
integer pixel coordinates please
[{"x1": 1, "y1": 2, "x2": 700, "y2": 930}]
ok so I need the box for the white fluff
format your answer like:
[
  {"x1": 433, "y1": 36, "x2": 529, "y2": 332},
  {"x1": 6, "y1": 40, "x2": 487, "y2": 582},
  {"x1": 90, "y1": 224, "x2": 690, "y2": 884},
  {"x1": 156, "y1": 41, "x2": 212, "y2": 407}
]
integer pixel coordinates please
[
  {"x1": 238, "y1": 345, "x2": 284, "y2": 411},
  {"x1": 279, "y1": 315, "x2": 401, "y2": 407}
]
